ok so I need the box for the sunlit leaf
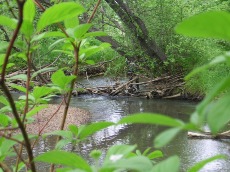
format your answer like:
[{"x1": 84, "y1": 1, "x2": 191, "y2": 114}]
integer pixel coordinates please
[
  {"x1": 37, "y1": 2, "x2": 85, "y2": 31},
  {"x1": 207, "y1": 94, "x2": 230, "y2": 134},
  {"x1": 103, "y1": 156, "x2": 153, "y2": 171},
  {"x1": 23, "y1": 0, "x2": 35, "y2": 22},
  {"x1": 69, "y1": 125, "x2": 78, "y2": 137},
  {"x1": 66, "y1": 24, "x2": 92, "y2": 39},
  {"x1": 85, "y1": 60, "x2": 95, "y2": 65},
  {"x1": 35, "y1": 150, "x2": 91, "y2": 171},
  {"x1": 31, "y1": 67, "x2": 57, "y2": 79},
  {"x1": 32, "y1": 31, "x2": 66, "y2": 42},
  {"x1": 9, "y1": 84, "x2": 27, "y2": 93},
  {"x1": 44, "y1": 130, "x2": 73, "y2": 140},
  {"x1": 0, "y1": 96, "x2": 9, "y2": 106},
  {"x1": 104, "y1": 144, "x2": 136, "y2": 163},
  {"x1": 151, "y1": 156, "x2": 180, "y2": 172},
  {"x1": 78, "y1": 121, "x2": 114, "y2": 140},
  {"x1": 51, "y1": 70, "x2": 76, "y2": 91},
  {"x1": 64, "y1": 16, "x2": 79, "y2": 29},
  {"x1": 26, "y1": 105, "x2": 48, "y2": 118},
  {"x1": 118, "y1": 113, "x2": 184, "y2": 127},
  {"x1": 32, "y1": 86, "x2": 54, "y2": 100},
  {"x1": 0, "y1": 15, "x2": 17, "y2": 29},
  {"x1": 154, "y1": 128, "x2": 181, "y2": 148},
  {"x1": 55, "y1": 139, "x2": 71, "y2": 150},
  {"x1": 147, "y1": 150, "x2": 163, "y2": 160},
  {"x1": 188, "y1": 155, "x2": 226, "y2": 172},
  {"x1": 0, "y1": 114, "x2": 11, "y2": 127},
  {"x1": 175, "y1": 11, "x2": 230, "y2": 41}
]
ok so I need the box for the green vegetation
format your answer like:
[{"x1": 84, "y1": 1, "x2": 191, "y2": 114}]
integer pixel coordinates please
[{"x1": 0, "y1": 0, "x2": 230, "y2": 172}]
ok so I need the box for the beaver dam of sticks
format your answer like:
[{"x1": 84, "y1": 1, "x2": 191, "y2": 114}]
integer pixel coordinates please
[{"x1": 76, "y1": 74, "x2": 202, "y2": 100}]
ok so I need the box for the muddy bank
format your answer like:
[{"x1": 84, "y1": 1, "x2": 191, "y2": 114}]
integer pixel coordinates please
[{"x1": 24, "y1": 104, "x2": 90, "y2": 134}]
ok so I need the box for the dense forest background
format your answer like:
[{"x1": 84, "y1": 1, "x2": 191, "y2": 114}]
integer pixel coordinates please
[{"x1": 1, "y1": 0, "x2": 230, "y2": 95}]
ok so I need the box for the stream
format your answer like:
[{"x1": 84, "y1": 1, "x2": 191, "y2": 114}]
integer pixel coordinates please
[{"x1": 9, "y1": 77, "x2": 230, "y2": 171}]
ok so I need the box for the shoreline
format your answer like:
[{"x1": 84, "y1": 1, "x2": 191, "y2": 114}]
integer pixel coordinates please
[{"x1": 24, "y1": 104, "x2": 90, "y2": 134}]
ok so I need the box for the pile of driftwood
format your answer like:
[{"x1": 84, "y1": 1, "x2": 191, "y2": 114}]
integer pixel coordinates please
[{"x1": 78, "y1": 74, "x2": 188, "y2": 99}]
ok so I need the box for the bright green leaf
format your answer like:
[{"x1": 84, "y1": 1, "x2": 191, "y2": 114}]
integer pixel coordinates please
[
  {"x1": 0, "y1": 114, "x2": 10, "y2": 127},
  {"x1": 85, "y1": 60, "x2": 95, "y2": 65},
  {"x1": 78, "y1": 121, "x2": 114, "y2": 140},
  {"x1": 64, "y1": 16, "x2": 79, "y2": 29},
  {"x1": 147, "y1": 150, "x2": 163, "y2": 160},
  {"x1": 9, "y1": 84, "x2": 27, "y2": 93},
  {"x1": 175, "y1": 11, "x2": 230, "y2": 41},
  {"x1": 31, "y1": 67, "x2": 57, "y2": 79},
  {"x1": 31, "y1": 31, "x2": 66, "y2": 42},
  {"x1": 0, "y1": 15, "x2": 17, "y2": 29},
  {"x1": 118, "y1": 113, "x2": 184, "y2": 127},
  {"x1": 37, "y1": 2, "x2": 85, "y2": 31},
  {"x1": 21, "y1": 20, "x2": 34, "y2": 38},
  {"x1": 154, "y1": 128, "x2": 181, "y2": 148},
  {"x1": 69, "y1": 125, "x2": 78, "y2": 137},
  {"x1": 66, "y1": 24, "x2": 92, "y2": 39},
  {"x1": 51, "y1": 70, "x2": 76, "y2": 90},
  {"x1": 55, "y1": 139, "x2": 71, "y2": 150},
  {"x1": 151, "y1": 156, "x2": 180, "y2": 172},
  {"x1": 32, "y1": 86, "x2": 54, "y2": 100},
  {"x1": 26, "y1": 105, "x2": 48, "y2": 118},
  {"x1": 207, "y1": 94, "x2": 230, "y2": 134},
  {"x1": 0, "y1": 96, "x2": 9, "y2": 106},
  {"x1": 188, "y1": 155, "x2": 226, "y2": 172},
  {"x1": 23, "y1": 0, "x2": 35, "y2": 22},
  {"x1": 35, "y1": 150, "x2": 91, "y2": 171}
]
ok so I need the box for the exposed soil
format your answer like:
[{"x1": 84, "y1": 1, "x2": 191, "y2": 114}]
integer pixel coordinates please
[{"x1": 23, "y1": 104, "x2": 90, "y2": 134}]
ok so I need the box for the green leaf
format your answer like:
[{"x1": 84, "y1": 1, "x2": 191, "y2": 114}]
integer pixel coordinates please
[
  {"x1": 175, "y1": 11, "x2": 230, "y2": 41},
  {"x1": 0, "y1": 15, "x2": 17, "y2": 29},
  {"x1": 55, "y1": 139, "x2": 71, "y2": 150},
  {"x1": 32, "y1": 86, "x2": 54, "y2": 100},
  {"x1": 44, "y1": 130, "x2": 73, "y2": 140},
  {"x1": 8, "y1": 74, "x2": 27, "y2": 81},
  {"x1": 31, "y1": 67, "x2": 57, "y2": 79},
  {"x1": 118, "y1": 113, "x2": 184, "y2": 127},
  {"x1": 9, "y1": 84, "x2": 27, "y2": 93},
  {"x1": 0, "y1": 114, "x2": 10, "y2": 127},
  {"x1": 37, "y1": 2, "x2": 85, "y2": 31},
  {"x1": 193, "y1": 76, "x2": 230, "y2": 126},
  {"x1": 78, "y1": 121, "x2": 114, "y2": 140},
  {"x1": 83, "y1": 31, "x2": 107, "y2": 38},
  {"x1": 35, "y1": 150, "x2": 91, "y2": 171},
  {"x1": 104, "y1": 145, "x2": 136, "y2": 163},
  {"x1": 154, "y1": 128, "x2": 181, "y2": 148},
  {"x1": 23, "y1": 0, "x2": 35, "y2": 22},
  {"x1": 79, "y1": 43, "x2": 111, "y2": 58},
  {"x1": 64, "y1": 17, "x2": 79, "y2": 29},
  {"x1": 0, "y1": 42, "x2": 9, "y2": 53},
  {"x1": 66, "y1": 24, "x2": 92, "y2": 39},
  {"x1": 51, "y1": 70, "x2": 76, "y2": 90},
  {"x1": 26, "y1": 105, "x2": 48, "y2": 118},
  {"x1": 103, "y1": 156, "x2": 153, "y2": 172},
  {"x1": 0, "y1": 96, "x2": 9, "y2": 106},
  {"x1": 147, "y1": 150, "x2": 163, "y2": 160},
  {"x1": 31, "y1": 31, "x2": 66, "y2": 42},
  {"x1": 85, "y1": 60, "x2": 95, "y2": 65},
  {"x1": 188, "y1": 155, "x2": 226, "y2": 172},
  {"x1": 151, "y1": 156, "x2": 180, "y2": 172},
  {"x1": 69, "y1": 125, "x2": 78, "y2": 137},
  {"x1": 207, "y1": 94, "x2": 230, "y2": 134},
  {"x1": 21, "y1": 20, "x2": 34, "y2": 38}
]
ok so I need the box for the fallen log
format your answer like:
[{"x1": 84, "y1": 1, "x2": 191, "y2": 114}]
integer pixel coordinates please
[{"x1": 188, "y1": 131, "x2": 230, "y2": 139}]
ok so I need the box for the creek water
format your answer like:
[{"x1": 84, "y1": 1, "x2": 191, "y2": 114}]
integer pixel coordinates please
[{"x1": 9, "y1": 77, "x2": 230, "y2": 171}]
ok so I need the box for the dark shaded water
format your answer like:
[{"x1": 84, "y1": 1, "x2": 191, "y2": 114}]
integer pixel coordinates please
[{"x1": 33, "y1": 94, "x2": 230, "y2": 172}]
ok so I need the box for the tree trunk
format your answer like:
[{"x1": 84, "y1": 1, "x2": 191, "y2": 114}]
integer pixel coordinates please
[{"x1": 104, "y1": 0, "x2": 167, "y2": 61}]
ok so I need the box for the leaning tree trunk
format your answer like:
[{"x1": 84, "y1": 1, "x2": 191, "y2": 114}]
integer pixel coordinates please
[{"x1": 104, "y1": 0, "x2": 167, "y2": 61}]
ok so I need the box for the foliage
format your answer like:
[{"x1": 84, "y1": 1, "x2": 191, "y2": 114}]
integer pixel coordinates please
[{"x1": 0, "y1": 1, "x2": 229, "y2": 172}]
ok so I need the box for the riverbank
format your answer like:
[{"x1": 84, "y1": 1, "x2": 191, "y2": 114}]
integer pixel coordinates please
[{"x1": 24, "y1": 104, "x2": 90, "y2": 134}]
